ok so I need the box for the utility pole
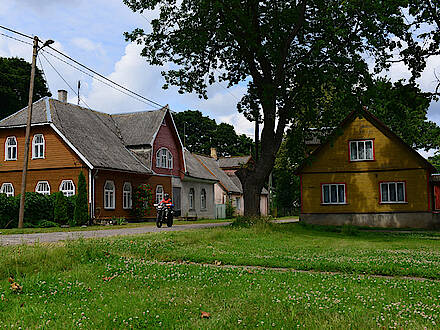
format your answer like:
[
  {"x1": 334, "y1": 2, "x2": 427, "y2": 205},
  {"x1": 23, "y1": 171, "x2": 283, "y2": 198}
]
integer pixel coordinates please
[{"x1": 18, "y1": 36, "x2": 54, "y2": 228}]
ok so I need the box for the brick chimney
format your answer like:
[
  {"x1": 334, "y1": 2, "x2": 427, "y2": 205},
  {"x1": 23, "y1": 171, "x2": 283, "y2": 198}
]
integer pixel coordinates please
[
  {"x1": 58, "y1": 89, "x2": 67, "y2": 103},
  {"x1": 210, "y1": 147, "x2": 217, "y2": 160}
]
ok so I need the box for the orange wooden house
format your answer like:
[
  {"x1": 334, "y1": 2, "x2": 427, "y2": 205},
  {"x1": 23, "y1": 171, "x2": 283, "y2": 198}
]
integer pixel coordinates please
[
  {"x1": 296, "y1": 109, "x2": 440, "y2": 229},
  {"x1": 0, "y1": 90, "x2": 216, "y2": 220}
]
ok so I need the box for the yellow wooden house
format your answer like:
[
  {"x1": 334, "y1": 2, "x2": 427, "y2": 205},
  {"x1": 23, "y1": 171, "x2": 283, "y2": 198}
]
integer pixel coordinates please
[{"x1": 296, "y1": 108, "x2": 440, "y2": 228}]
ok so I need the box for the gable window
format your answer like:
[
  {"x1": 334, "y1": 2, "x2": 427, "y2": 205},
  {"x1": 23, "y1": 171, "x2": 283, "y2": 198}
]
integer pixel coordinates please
[
  {"x1": 123, "y1": 182, "x2": 132, "y2": 209},
  {"x1": 349, "y1": 140, "x2": 374, "y2": 161},
  {"x1": 189, "y1": 188, "x2": 195, "y2": 210},
  {"x1": 5, "y1": 136, "x2": 17, "y2": 161},
  {"x1": 104, "y1": 180, "x2": 115, "y2": 209},
  {"x1": 380, "y1": 182, "x2": 406, "y2": 203},
  {"x1": 322, "y1": 183, "x2": 346, "y2": 204},
  {"x1": 156, "y1": 185, "x2": 164, "y2": 204},
  {"x1": 32, "y1": 134, "x2": 45, "y2": 159},
  {"x1": 201, "y1": 189, "x2": 206, "y2": 210},
  {"x1": 59, "y1": 180, "x2": 75, "y2": 197},
  {"x1": 36, "y1": 181, "x2": 50, "y2": 195},
  {"x1": 0, "y1": 183, "x2": 14, "y2": 197},
  {"x1": 156, "y1": 148, "x2": 173, "y2": 169}
]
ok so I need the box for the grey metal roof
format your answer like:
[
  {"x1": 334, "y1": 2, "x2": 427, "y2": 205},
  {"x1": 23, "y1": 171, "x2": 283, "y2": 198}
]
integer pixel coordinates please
[
  {"x1": 218, "y1": 156, "x2": 251, "y2": 169},
  {"x1": 112, "y1": 107, "x2": 167, "y2": 146},
  {"x1": 184, "y1": 149, "x2": 217, "y2": 181},
  {"x1": 193, "y1": 154, "x2": 242, "y2": 193},
  {"x1": 0, "y1": 97, "x2": 48, "y2": 126}
]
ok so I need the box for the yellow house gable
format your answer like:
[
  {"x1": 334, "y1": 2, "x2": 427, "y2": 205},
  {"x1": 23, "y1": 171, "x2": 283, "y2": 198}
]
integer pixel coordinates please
[{"x1": 301, "y1": 114, "x2": 429, "y2": 173}]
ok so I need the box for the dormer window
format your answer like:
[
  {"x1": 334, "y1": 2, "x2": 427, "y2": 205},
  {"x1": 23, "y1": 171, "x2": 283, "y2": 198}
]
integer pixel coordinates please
[
  {"x1": 32, "y1": 134, "x2": 45, "y2": 159},
  {"x1": 349, "y1": 140, "x2": 374, "y2": 161},
  {"x1": 5, "y1": 136, "x2": 17, "y2": 161},
  {"x1": 156, "y1": 148, "x2": 173, "y2": 169}
]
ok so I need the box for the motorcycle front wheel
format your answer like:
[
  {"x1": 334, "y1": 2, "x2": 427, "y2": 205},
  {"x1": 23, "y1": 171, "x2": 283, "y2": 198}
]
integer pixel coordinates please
[{"x1": 156, "y1": 213, "x2": 162, "y2": 228}]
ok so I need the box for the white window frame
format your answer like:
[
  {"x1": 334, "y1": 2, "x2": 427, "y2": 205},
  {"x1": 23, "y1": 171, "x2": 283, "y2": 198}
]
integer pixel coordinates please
[
  {"x1": 155, "y1": 185, "x2": 164, "y2": 204},
  {"x1": 189, "y1": 188, "x2": 195, "y2": 210},
  {"x1": 5, "y1": 136, "x2": 17, "y2": 161},
  {"x1": 35, "y1": 181, "x2": 51, "y2": 195},
  {"x1": 104, "y1": 180, "x2": 115, "y2": 210},
  {"x1": 0, "y1": 183, "x2": 14, "y2": 197},
  {"x1": 321, "y1": 183, "x2": 346, "y2": 205},
  {"x1": 380, "y1": 182, "x2": 406, "y2": 204},
  {"x1": 32, "y1": 134, "x2": 45, "y2": 159},
  {"x1": 59, "y1": 180, "x2": 75, "y2": 197},
  {"x1": 201, "y1": 189, "x2": 207, "y2": 210},
  {"x1": 155, "y1": 148, "x2": 173, "y2": 169},
  {"x1": 123, "y1": 182, "x2": 132, "y2": 209},
  {"x1": 349, "y1": 139, "x2": 374, "y2": 161}
]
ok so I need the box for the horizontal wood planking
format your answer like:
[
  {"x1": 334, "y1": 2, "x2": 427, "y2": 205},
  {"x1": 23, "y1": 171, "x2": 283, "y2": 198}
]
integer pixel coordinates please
[
  {"x1": 0, "y1": 167, "x2": 88, "y2": 196},
  {"x1": 93, "y1": 170, "x2": 171, "y2": 219},
  {"x1": 0, "y1": 126, "x2": 85, "y2": 172},
  {"x1": 303, "y1": 117, "x2": 427, "y2": 173},
  {"x1": 302, "y1": 169, "x2": 429, "y2": 213},
  {"x1": 152, "y1": 112, "x2": 184, "y2": 177}
]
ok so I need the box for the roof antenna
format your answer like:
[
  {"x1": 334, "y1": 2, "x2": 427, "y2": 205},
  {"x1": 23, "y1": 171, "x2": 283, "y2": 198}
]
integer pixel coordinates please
[{"x1": 77, "y1": 80, "x2": 81, "y2": 105}]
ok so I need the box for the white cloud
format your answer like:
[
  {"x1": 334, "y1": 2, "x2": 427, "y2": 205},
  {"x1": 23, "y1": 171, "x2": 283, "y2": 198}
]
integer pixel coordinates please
[{"x1": 71, "y1": 37, "x2": 106, "y2": 56}]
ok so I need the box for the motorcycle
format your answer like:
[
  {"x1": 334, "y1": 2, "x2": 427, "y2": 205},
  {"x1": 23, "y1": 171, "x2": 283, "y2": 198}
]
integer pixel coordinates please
[{"x1": 154, "y1": 202, "x2": 174, "y2": 228}]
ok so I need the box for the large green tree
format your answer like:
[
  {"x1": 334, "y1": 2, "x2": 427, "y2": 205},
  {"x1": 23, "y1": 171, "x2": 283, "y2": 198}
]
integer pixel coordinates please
[
  {"x1": 0, "y1": 57, "x2": 51, "y2": 120},
  {"x1": 124, "y1": 0, "x2": 420, "y2": 215},
  {"x1": 173, "y1": 110, "x2": 253, "y2": 156}
]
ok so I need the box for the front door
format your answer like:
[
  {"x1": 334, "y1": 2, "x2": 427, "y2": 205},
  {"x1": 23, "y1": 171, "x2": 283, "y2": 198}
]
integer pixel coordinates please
[
  {"x1": 172, "y1": 187, "x2": 181, "y2": 216},
  {"x1": 435, "y1": 185, "x2": 440, "y2": 211}
]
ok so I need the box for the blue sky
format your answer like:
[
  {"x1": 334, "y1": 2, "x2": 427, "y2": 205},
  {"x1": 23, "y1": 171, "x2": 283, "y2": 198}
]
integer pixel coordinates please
[{"x1": 0, "y1": 0, "x2": 439, "y2": 155}]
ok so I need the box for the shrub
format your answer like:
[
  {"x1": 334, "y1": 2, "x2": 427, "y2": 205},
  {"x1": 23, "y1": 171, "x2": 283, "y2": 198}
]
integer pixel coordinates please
[
  {"x1": 37, "y1": 220, "x2": 59, "y2": 228},
  {"x1": 0, "y1": 194, "x2": 18, "y2": 228},
  {"x1": 74, "y1": 171, "x2": 89, "y2": 225},
  {"x1": 54, "y1": 192, "x2": 69, "y2": 225},
  {"x1": 225, "y1": 199, "x2": 236, "y2": 219},
  {"x1": 22, "y1": 192, "x2": 54, "y2": 226},
  {"x1": 131, "y1": 184, "x2": 154, "y2": 218}
]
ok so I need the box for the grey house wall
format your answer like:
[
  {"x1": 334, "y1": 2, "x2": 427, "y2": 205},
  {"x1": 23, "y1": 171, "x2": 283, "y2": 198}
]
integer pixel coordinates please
[{"x1": 172, "y1": 177, "x2": 216, "y2": 219}]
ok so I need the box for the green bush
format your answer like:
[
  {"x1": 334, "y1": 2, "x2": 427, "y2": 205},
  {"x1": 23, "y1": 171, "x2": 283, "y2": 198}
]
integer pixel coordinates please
[
  {"x1": 74, "y1": 171, "x2": 89, "y2": 225},
  {"x1": 54, "y1": 192, "x2": 69, "y2": 225},
  {"x1": 22, "y1": 192, "x2": 54, "y2": 226},
  {"x1": 225, "y1": 199, "x2": 236, "y2": 219},
  {"x1": 131, "y1": 184, "x2": 154, "y2": 218},
  {"x1": 0, "y1": 194, "x2": 18, "y2": 228},
  {"x1": 37, "y1": 220, "x2": 60, "y2": 228}
]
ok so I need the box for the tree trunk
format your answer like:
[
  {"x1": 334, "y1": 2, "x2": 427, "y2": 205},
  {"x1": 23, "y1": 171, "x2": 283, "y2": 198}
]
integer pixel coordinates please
[{"x1": 242, "y1": 179, "x2": 261, "y2": 217}]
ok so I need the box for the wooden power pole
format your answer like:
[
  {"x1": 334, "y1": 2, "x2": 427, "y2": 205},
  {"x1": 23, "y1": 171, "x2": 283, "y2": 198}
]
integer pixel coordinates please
[{"x1": 18, "y1": 36, "x2": 39, "y2": 229}]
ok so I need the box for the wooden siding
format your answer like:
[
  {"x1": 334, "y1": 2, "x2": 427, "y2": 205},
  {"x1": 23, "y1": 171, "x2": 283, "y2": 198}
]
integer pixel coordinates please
[
  {"x1": 302, "y1": 117, "x2": 426, "y2": 173},
  {"x1": 94, "y1": 170, "x2": 171, "y2": 219},
  {"x1": 0, "y1": 167, "x2": 88, "y2": 197},
  {"x1": 0, "y1": 125, "x2": 84, "y2": 172},
  {"x1": 152, "y1": 112, "x2": 184, "y2": 177}
]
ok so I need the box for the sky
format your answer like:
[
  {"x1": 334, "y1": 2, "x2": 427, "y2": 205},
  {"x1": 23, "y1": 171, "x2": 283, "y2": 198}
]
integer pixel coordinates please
[{"x1": 0, "y1": 0, "x2": 439, "y2": 156}]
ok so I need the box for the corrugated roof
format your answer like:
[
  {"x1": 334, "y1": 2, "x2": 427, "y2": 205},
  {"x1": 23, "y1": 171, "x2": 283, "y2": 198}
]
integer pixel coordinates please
[
  {"x1": 194, "y1": 154, "x2": 242, "y2": 193},
  {"x1": 184, "y1": 149, "x2": 217, "y2": 181},
  {"x1": 218, "y1": 156, "x2": 251, "y2": 169},
  {"x1": 0, "y1": 97, "x2": 48, "y2": 126}
]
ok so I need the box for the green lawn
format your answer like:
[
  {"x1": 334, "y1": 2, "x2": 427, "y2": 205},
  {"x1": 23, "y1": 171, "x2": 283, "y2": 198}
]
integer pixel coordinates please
[{"x1": 1, "y1": 222, "x2": 440, "y2": 328}]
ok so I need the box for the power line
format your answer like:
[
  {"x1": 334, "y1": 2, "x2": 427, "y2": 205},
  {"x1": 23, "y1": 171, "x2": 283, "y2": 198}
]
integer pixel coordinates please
[
  {"x1": 40, "y1": 51, "x2": 92, "y2": 109},
  {"x1": 0, "y1": 32, "x2": 33, "y2": 46},
  {"x1": 0, "y1": 24, "x2": 165, "y2": 109},
  {"x1": 37, "y1": 54, "x2": 51, "y2": 94}
]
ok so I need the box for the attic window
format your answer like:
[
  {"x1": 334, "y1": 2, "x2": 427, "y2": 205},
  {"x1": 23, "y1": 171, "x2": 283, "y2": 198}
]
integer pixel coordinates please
[
  {"x1": 156, "y1": 148, "x2": 173, "y2": 169},
  {"x1": 349, "y1": 140, "x2": 374, "y2": 161}
]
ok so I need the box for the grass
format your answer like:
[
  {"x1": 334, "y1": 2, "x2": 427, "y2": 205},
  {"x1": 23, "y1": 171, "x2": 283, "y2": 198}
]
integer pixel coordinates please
[
  {"x1": 1, "y1": 222, "x2": 440, "y2": 328},
  {"x1": 0, "y1": 218, "x2": 230, "y2": 235}
]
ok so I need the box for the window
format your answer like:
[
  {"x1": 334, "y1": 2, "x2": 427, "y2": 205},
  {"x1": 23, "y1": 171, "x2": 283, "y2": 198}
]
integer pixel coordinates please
[
  {"x1": 349, "y1": 140, "x2": 374, "y2": 161},
  {"x1": 36, "y1": 181, "x2": 50, "y2": 195},
  {"x1": 322, "y1": 183, "x2": 346, "y2": 204},
  {"x1": 123, "y1": 182, "x2": 132, "y2": 209},
  {"x1": 0, "y1": 183, "x2": 14, "y2": 197},
  {"x1": 155, "y1": 148, "x2": 173, "y2": 169},
  {"x1": 5, "y1": 136, "x2": 17, "y2": 161},
  {"x1": 32, "y1": 134, "x2": 45, "y2": 159},
  {"x1": 104, "y1": 181, "x2": 115, "y2": 209},
  {"x1": 201, "y1": 189, "x2": 207, "y2": 210},
  {"x1": 155, "y1": 185, "x2": 164, "y2": 204},
  {"x1": 59, "y1": 180, "x2": 75, "y2": 197},
  {"x1": 235, "y1": 197, "x2": 241, "y2": 211},
  {"x1": 189, "y1": 188, "x2": 195, "y2": 210},
  {"x1": 380, "y1": 182, "x2": 406, "y2": 203}
]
